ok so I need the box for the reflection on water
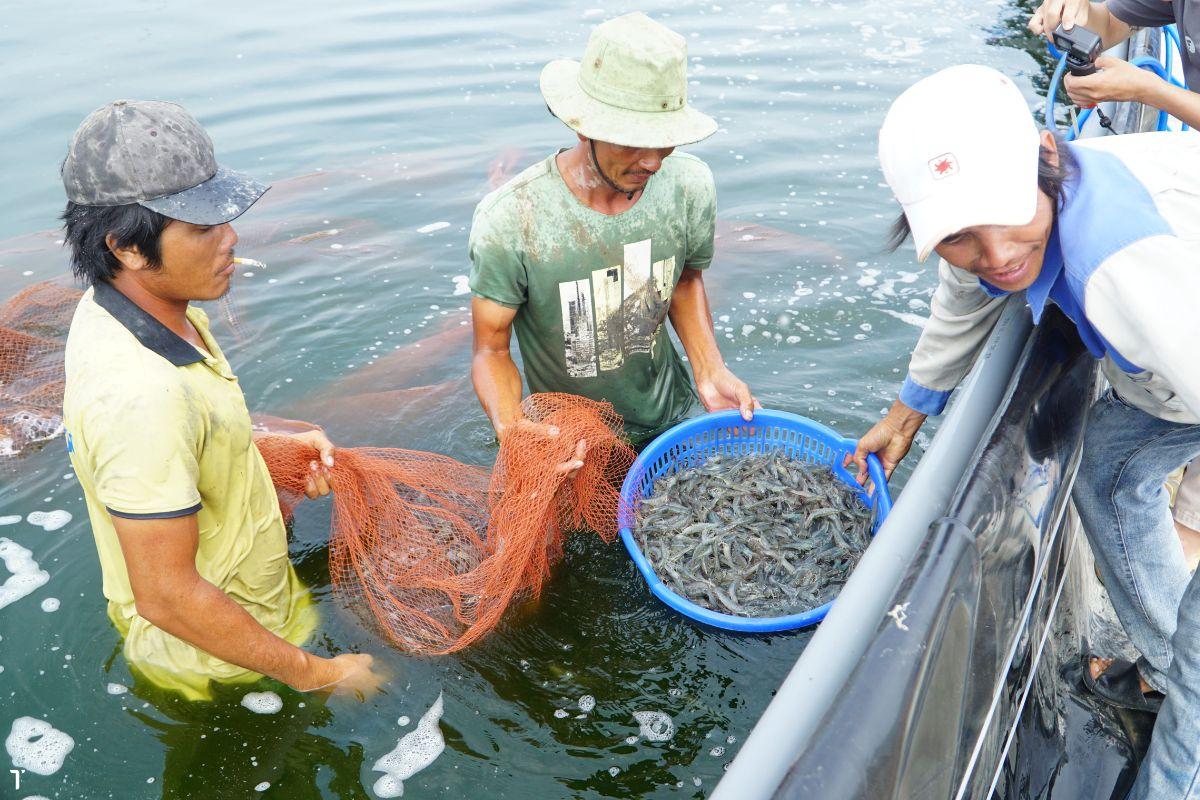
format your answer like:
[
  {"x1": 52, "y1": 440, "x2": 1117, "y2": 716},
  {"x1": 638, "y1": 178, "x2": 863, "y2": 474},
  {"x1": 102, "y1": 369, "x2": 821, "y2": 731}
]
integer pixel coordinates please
[{"x1": 0, "y1": 0, "x2": 1056, "y2": 797}]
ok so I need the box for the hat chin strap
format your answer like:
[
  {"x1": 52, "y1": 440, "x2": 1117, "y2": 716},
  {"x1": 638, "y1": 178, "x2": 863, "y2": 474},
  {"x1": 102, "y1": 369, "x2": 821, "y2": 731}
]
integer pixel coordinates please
[{"x1": 590, "y1": 140, "x2": 636, "y2": 201}]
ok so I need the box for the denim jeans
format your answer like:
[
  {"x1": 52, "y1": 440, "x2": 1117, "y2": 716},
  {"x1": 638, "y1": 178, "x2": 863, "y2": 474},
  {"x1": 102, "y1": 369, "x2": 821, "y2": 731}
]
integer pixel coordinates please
[{"x1": 1072, "y1": 389, "x2": 1200, "y2": 799}]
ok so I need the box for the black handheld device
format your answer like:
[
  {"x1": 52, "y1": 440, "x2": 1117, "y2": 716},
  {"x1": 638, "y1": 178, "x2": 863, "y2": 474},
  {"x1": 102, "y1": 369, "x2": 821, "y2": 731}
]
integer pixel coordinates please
[{"x1": 1052, "y1": 24, "x2": 1104, "y2": 76}]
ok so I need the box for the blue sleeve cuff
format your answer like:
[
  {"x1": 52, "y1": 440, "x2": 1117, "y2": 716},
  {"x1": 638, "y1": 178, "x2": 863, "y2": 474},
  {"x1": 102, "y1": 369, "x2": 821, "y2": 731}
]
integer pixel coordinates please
[{"x1": 899, "y1": 374, "x2": 952, "y2": 416}]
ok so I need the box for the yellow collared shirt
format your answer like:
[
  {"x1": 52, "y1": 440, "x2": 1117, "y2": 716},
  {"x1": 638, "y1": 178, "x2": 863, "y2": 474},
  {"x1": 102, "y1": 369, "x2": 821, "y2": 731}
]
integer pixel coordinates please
[{"x1": 63, "y1": 282, "x2": 315, "y2": 700}]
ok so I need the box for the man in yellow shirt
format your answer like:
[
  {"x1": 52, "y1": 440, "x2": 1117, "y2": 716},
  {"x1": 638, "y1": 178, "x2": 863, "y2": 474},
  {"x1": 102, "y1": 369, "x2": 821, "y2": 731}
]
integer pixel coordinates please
[{"x1": 60, "y1": 100, "x2": 383, "y2": 700}]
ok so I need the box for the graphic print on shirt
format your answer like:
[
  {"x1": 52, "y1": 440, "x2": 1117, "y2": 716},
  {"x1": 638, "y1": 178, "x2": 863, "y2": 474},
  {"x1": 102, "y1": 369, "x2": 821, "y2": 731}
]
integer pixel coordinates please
[
  {"x1": 560, "y1": 278, "x2": 598, "y2": 378},
  {"x1": 592, "y1": 266, "x2": 623, "y2": 371},
  {"x1": 562, "y1": 238, "x2": 676, "y2": 377}
]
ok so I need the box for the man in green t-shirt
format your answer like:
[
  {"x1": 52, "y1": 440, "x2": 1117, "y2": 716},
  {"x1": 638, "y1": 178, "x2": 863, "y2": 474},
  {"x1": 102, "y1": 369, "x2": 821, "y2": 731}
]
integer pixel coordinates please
[{"x1": 469, "y1": 12, "x2": 756, "y2": 462}]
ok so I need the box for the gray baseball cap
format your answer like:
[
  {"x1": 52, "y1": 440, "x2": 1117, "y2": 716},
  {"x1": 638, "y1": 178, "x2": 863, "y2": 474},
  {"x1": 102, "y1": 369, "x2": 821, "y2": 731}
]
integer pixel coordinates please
[{"x1": 61, "y1": 100, "x2": 269, "y2": 225}]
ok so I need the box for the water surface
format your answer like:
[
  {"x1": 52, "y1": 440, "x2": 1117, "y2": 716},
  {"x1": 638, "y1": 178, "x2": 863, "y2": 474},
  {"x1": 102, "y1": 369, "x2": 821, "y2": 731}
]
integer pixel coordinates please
[{"x1": 0, "y1": 1, "x2": 1051, "y2": 797}]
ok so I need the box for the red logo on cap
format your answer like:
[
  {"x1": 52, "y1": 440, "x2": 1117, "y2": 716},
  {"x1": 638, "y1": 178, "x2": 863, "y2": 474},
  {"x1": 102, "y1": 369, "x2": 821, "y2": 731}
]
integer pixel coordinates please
[{"x1": 929, "y1": 153, "x2": 958, "y2": 179}]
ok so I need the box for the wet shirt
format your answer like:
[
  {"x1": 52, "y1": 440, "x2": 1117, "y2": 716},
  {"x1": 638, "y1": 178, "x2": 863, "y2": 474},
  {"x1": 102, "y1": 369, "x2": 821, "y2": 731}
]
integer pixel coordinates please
[
  {"x1": 1108, "y1": 0, "x2": 1200, "y2": 89},
  {"x1": 468, "y1": 150, "x2": 716, "y2": 443},
  {"x1": 62, "y1": 282, "x2": 316, "y2": 700}
]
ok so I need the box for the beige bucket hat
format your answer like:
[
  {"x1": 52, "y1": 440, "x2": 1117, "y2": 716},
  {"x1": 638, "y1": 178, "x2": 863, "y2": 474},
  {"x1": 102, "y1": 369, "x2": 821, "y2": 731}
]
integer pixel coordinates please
[{"x1": 540, "y1": 12, "x2": 717, "y2": 149}]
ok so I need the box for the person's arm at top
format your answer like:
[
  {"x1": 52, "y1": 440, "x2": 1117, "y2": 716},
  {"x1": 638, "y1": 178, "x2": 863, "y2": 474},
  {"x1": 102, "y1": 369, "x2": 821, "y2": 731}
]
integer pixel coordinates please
[
  {"x1": 112, "y1": 511, "x2": 381, "y2": 695},
  {"x1": 470, "y1": 296, "x2": 586, "y2": 472},
  {"x1": 1029, "y1": 0, "x2": 1200, "y2": 127},
  {"x1": 1028, "y1": 0, "x2": 1132, "y2": 50},
  {"x1": 848, "y1": 258, "x2": 1007, "y2": 482},
  {"x1": 668, "y1": 268, "x2": 758, "y2": 421},
  {"x1": 1066, "y1": 58, "x2": 1200, "y2": 130}
]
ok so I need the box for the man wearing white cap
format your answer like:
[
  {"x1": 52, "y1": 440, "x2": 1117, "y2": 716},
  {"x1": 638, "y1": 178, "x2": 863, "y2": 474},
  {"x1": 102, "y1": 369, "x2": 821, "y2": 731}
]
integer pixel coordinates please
[
  {"x1": 469, "y1": 12, "x2": 756, "y2": 457},
  {"x1": 849, "y1": 64, "x2": 1200, "y2": 798}
]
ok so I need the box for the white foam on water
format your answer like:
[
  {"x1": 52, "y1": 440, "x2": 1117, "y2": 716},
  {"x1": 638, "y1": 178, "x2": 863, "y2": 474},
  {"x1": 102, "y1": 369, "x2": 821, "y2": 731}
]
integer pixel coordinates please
[
  {"x1": 878, "y1": 309, "x2": 927, "y2": 329},
  {"x1": 416, "y1": 222, "x2": 450, "y2": 234},
  {"x1": 624, "y1": 735, "x2": 638, "y2": 745},
  {"x1": 0, "y1": 516, "x2": 20, "y2": 526},
  {"x1": 40, "y1": 597, "x2": 59, "y2": 613},
  {"x1": 397, "y1": 716, "x2": 410, "y2": 727},
  {"x1": 553, "y1": 709, "x2": 569, "y2": 719},
  {"x1": 372, "y1": 692, "x2": 445, "y2": 798},
  {"x1": 710, "y1": 745, "x2": 726, "y2": 757},
  {"x1": 0, "y1": 538, "x2": 50, "y2": 610},
  {"x1": 578, "y1": 695, "x2": 595, "y2": 713},
  {"x1": 255, "y1": 782, "x2": 271, "y2": 792},
  {"x1": 26, "y1": 510, "x2": 71, "y2": 532},
  {"x1": 240, "y1": 692, "x2": 283, "y2": 715},
  {"x1": 451, "y1": 275, "x2": 470, "y2": 296},
  {"x1": 106, "y1": 683, "x2": 129, "y2": 696},
  {"x1": 608, "y1": 766, "x2": 620, "y2": 776},
  {"x1": 374, "y1": 775, "x2": 403, "y2": 798},
  {"x1": 5, "y1": 717, "x2": 74, "y2": 776},
  {"x1": 856, "y1": 268, "x2": 880, "y2": 287},
  {"x1": 633, "y1": 711, "x2": 675, "y2": 743},
  {"x1": 22, "y1": 795, "x2": 52, "y2": 799}
]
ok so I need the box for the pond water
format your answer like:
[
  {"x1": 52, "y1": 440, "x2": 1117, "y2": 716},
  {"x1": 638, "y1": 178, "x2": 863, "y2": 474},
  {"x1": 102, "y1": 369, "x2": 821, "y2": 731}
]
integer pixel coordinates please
[{"x1": 0, "y1": 0, "x2": 1053, "y2": 797}]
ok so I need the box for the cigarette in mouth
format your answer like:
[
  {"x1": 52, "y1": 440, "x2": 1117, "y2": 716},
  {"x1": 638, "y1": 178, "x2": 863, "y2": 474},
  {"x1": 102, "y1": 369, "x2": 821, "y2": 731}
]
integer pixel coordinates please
[{"x1": 232, "y1": 257, "x2": 267, "y2": 270}]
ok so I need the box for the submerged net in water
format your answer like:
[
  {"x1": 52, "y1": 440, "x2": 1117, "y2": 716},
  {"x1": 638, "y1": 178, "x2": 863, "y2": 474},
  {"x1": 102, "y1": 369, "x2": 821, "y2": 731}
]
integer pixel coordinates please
[
  {"x1": 635, "y1": 450, "x2": 872, "y2": 617},
  {"x1": 257, "y1": 393, "x2": 636, "y2": 654},
  {"x1": 0, "y1": 281, "x2": 637, "y2": 654},
  {"x1": 0, "y1": 282, "x2": 81, "y2": 454}
]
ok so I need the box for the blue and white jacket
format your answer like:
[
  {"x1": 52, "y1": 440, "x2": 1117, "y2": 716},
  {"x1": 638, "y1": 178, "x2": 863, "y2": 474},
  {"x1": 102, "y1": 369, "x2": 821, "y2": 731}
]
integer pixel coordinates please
[{"x1": 900, "y1": 132, "x2": 1200, "y2": 424}]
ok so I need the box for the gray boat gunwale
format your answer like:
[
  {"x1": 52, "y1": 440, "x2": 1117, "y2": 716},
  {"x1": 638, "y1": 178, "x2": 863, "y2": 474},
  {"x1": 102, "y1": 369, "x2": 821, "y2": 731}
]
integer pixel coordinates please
[{"x1": 714, "y1": 31, "x2": 1157, "y2": 799}]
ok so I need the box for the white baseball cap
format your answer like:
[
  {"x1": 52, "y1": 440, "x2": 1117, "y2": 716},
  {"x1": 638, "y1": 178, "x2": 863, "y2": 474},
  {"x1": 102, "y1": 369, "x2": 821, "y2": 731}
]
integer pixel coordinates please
[{"x1": 878, "y1": 64, "x2": 1041, "y2": 262}]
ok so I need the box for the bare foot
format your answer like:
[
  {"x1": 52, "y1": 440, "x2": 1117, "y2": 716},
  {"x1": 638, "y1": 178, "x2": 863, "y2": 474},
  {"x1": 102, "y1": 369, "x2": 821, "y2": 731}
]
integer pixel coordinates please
[
  {"x1": 1176, "y1": 521, "x2": 1200, "y2": 572},
  {"x1": 1090, "y1": 656, "x2": 1155, "y2": 695}
]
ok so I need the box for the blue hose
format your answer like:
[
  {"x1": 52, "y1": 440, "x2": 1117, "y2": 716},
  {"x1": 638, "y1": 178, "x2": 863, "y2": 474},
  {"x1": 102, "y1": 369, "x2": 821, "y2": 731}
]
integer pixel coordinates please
[
  {"x1": 1129, "y1": 56, "x2": 1176, "y2": 130},
  {"x1": 1164, "y1": 25, "x2": 1190, "y2": 130},
  {"x1": 1166, "y1": 24, "x2": 1182, "y2": 62},
  {"x1": 1045, "y1": 53, "x2": 1070, "y2": 134}
]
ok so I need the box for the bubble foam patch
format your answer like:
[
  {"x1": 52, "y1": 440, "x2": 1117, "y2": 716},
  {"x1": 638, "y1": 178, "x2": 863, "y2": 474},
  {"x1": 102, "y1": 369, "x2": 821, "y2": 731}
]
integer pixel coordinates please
[
  {"x1": 0, "y1": 538, "x2": 50, "y2": 610},
  {"x1": 633, "y1": 711, "x2": 675, "y2": 743},
  {"x1": 240, "y1": 692, "x2": 283, "y2": 715},
  {"x1": 5, "y1": 716, "x2": 74, "y2": 776},
  {"x1": 26, "y1": 511, "x2": 71, "y2": 532},
  {"x1": 372, "y1": 692, "x2": 445, "y2": 798}
]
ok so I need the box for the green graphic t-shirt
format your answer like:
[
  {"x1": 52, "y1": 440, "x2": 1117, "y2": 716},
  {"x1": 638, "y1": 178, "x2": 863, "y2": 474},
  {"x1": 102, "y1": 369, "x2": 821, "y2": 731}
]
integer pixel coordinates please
[{"x1": 468, "y1": 150, "x2": 717, "y2": 443}]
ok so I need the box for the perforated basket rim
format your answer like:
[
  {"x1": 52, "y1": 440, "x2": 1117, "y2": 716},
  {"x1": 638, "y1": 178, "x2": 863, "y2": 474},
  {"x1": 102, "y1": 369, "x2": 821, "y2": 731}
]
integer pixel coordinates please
[{"x1": 618, "y1": 409, "x2": 892, "y2": 632}]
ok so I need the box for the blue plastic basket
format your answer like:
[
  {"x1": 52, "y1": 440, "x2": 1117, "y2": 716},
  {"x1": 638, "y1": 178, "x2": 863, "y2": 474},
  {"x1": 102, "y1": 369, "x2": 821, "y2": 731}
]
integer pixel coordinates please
[{"x1": 618, "y1": 409, "x2": 892, "y2": 632}]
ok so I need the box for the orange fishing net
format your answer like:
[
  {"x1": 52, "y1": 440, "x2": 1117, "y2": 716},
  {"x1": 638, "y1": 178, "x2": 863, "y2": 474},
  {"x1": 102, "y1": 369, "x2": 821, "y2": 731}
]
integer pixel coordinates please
[
  {"x1": 256, "y1": 393, "x2": 635, "y2": 654},
  {"x1": 0, "y1": 280, "x2": 636, "y2": 654},
  {"x1": 0, "y1": 282, "x2": 81, "y2": 453}
]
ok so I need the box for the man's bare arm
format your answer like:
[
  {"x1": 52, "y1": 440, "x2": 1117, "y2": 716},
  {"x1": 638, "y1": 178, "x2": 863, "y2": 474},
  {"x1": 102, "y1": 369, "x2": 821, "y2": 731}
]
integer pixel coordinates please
[
  {"x1": 667, "y1": 268, "x2": 724, "y2": 376},
  {"x1": 470, "y1": 295, "x2": 525, "y2": 438},
  {"x1": 668, "y1": 268, "x2": 757, "y2": 419},
  {"x1": 113, "y1": 513, "x2": 376, "y2": 692}
]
